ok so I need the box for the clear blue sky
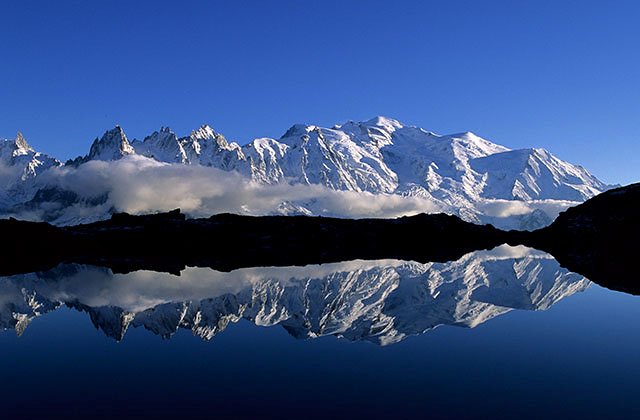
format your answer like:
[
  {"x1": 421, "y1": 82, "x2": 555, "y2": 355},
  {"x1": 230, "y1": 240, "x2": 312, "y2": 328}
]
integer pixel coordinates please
[{"x1": 1, "y1": 0, "x2": 638, "y2": 184}]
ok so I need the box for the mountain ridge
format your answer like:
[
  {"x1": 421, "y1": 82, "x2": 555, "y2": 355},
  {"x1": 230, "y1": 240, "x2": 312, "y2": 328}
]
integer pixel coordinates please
[{"x1": 0, "y1": 117, "x2": 612, "y2": 229}]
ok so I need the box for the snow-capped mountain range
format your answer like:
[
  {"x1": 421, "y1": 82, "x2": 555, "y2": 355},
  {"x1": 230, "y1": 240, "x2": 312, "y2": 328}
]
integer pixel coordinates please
[
  {"x1": 0, "y1": 117, "x2": 611, "y2": 229},
  {"x1": 0, "y1": 245, "x2": 590, "y2": 345}
]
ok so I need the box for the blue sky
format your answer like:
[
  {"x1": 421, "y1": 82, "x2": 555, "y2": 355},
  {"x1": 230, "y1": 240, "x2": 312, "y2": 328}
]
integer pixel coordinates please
[{"x1": 1, "y1": 0, "x2": 638, "y2": 184}]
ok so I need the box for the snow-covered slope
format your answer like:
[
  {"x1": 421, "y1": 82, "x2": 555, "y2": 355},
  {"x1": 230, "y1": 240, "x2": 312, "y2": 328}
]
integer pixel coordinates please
[
  {"x1": 0, "y1": 132, "x2": 61, "y2": 205},
  {"x1": 130, "y1": 127, "x2": 186, "y2": 163},
  {"x1": 471, "y1": 147, "x2": 607, "y2": 201},
  {"x1": 0, "y1": 117, "x2": 611, "y2": 229},
  {"x1": 130, "y1": 117, "x2": 611, "y2": 210},
  {"x1": 132, "y1": 125, "x2": 246, "y2": 169},
  {"x1": 0, "y1": 245, "x2": 590, "y2": 344},
  {"x1": 81, "y1": 116, "x2": 604, "y2": 204}
]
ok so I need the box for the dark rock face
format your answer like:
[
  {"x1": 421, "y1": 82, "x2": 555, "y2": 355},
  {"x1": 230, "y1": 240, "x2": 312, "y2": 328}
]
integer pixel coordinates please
[
  {"x1": 525, "y1": 183, "x2": 640, "y2": 294},
  {"x1": 541, "y1": 182, "x2": 640, "y2": 239}
]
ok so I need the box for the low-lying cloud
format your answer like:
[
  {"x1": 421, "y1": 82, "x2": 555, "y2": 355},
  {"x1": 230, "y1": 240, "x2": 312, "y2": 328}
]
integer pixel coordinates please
[
  {"x1": 1, "y1": 156, "x2": 579, "y2": 229},
  {"x1": 476, "y1": 198, "x2": 577, "y2": 219},
  {"x1": 23, "y1": 156, "x2": 445, "y2": 223}
]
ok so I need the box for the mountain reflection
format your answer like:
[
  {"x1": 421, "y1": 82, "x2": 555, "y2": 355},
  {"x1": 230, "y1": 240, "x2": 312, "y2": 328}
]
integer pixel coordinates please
[{"x1": 0, "y1": 245, "x2": 590, "y2": 345}]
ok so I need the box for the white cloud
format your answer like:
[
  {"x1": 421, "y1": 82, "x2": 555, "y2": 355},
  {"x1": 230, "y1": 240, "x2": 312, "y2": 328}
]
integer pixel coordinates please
[
  {"x1": 1, "y1": 156, "x2": 580, "y2": 229},
  {"x1": 27, "y1": 156, "x2": 444, "y2": 223},
  {"x1": 475, "y1": 198, "x2": 576, "y2": 219}
]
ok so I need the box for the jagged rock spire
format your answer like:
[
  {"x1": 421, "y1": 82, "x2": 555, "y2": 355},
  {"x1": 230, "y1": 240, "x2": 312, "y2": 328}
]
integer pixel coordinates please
[
  {"x1": 14, "y1": 131, "x2": 31, "y2": 151},
  {"x1": 87, "y1": 125, "x2": 135, "y2": 161}
]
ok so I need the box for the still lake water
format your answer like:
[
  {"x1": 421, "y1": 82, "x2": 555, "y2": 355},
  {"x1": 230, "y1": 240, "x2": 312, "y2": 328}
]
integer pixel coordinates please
[{"x1": 0, "y1": 245, "x2": 639, "y2": 419}]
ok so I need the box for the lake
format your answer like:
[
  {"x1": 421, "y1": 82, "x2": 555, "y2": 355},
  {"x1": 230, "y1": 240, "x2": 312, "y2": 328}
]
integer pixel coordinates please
[{"x1": 0, "y1": 245, "x2": 638, "y2": 419}]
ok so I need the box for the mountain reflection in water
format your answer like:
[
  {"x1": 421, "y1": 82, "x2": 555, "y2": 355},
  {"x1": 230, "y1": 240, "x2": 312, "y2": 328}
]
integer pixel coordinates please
[{"x1": 0, "y1": 245, "x2": 590, "y2": 345}]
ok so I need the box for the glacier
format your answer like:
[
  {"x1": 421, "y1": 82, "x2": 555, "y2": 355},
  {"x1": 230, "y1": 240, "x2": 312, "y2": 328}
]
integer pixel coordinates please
[{"x1": 0, "y1": 117, "x2": 611, "y2": 229}]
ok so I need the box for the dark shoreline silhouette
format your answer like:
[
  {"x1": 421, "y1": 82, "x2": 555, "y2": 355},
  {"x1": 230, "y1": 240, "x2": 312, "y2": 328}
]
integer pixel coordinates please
[
  {"x1": 525, "y1": 183, "x2": 640, "y2": 294},
  {"x1": 1, "y1": 210, "x2": 509, "y2": 275},
  {"x1": 1, "y1": 183, "x2": 638, "y2": 294}
]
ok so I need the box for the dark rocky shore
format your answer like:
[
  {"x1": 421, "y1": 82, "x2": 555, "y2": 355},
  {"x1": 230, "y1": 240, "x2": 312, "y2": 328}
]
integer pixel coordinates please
[{"x1": 1, "y1": 183, "x2": 638, "y2": 294}]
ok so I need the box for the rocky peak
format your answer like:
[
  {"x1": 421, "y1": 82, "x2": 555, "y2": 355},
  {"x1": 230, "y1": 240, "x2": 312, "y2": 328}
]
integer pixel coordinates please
[{"x1": 87, "y1": 125, "x2": 135, "y2": 161}]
